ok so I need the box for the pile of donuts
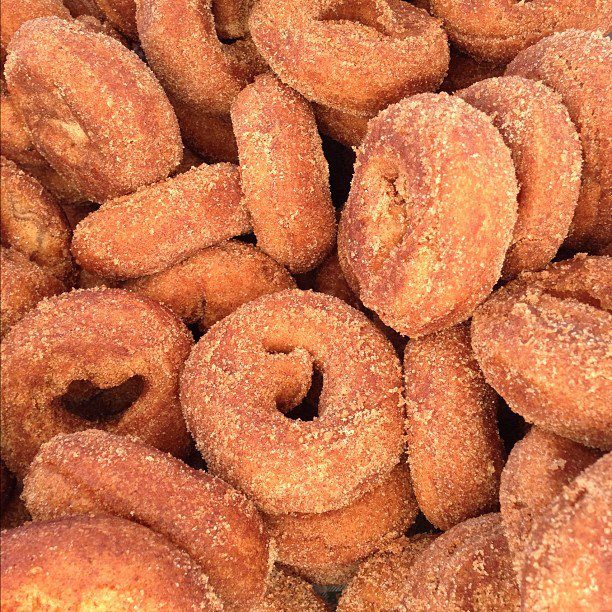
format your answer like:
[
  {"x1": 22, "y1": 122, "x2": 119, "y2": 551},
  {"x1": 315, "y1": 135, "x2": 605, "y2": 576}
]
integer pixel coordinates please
[{"x1": 0, "y1": 0, "x2": 610, "y2": 608}]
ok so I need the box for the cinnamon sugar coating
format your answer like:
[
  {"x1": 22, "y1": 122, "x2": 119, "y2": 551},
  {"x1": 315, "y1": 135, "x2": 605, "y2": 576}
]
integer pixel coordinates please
[
  {"x1": 313, "y1": 104, "x2": 371, "y2": 149},
  {"x1": 254, "y1": 568, "x2": 329, "y2": 612},
  {"x1": 0, "y1": 288, "x2": 193, "y2": 476},
  {"x1": 471, "y1": 255, "x2": 612, "y2": 450},
  {"x1": 250, "y1": 0, "x2": 449, "y2": 115},
  {"x1": 232, "y1": 75, "x2": 337, "y2": 273},
  {"x1": 441, "y1": 49, "x2": 505, "y2": 92},
  {"x1": 95, "y1": 0, "x2": 137, "y2": 38},
  {"x1": 338, "y1": 93, "x2": 518, "y2": 337},
  {"x1": 313, "y1": 250, "x2": 362, "y2": 311},
  {"x1": 181, "y1": 289, "x2": 404, "y2": 514},
  {"x1": 4, "y1": 17, "x2": 182, "y2": 203}
]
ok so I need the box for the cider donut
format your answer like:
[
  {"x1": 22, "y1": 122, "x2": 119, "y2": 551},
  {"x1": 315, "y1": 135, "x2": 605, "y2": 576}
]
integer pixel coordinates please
[
  {"x1": 500, "y1": 427, "x2": 602, "y2": 575},
  {"x1": 430, "y1": 0, "x2": 611, "y2": 63},
  {"x1": 231, "y1": 74, "x2": 337, "y2": 273},
  {"x1": 313, "y1": 104, "x2": 371, "y2": 149},
  {"x1": 338, "y1": 93, "x2": 518, "y2": 337},
  {"x1": 471, "y1": 255, "x2": 612, "y2": 450},
  {"x1": 404, "y1": 323, "x2": 504, "y2": 530},
  {"x1": 254, "y1": 568, "x2": 328, "y2": 612},
  {"x1": 520, "y1": 453, "x2": 611, "y2": 610},
  {"x1": 506, "y1": 30, "x2": 612, "y2": 253},
  {"x1": 313, "y1": 250, "x2": 361, "y2": 311},
  {"x1": 249, "y1": 0, "x2": 449, "y2": 115},
  {"x1": 125, "y1": 240, "x2": 296, "y2": 331},
  {"x1": 440, "y1": 49, "x2": 505, "y2": 92},
  {"x1": 181, "y1": 289, "x2": 405, "y2": 514},
  {"x1": 4, "y1": 17, "x2": 182, "y2": 203},
  {"x1": 95, "y1": 0, "x2": 136, "y2": 38},
  {"x1": 72, "y1": 163, "x2": 251, "y2": 280},
  {"x1": 23, "y1": 430, "x2": 271, "y2": 610},
  {"x1": 0, "y1": 288, "x2": 193, "y2": 477},
  {"x1": 0, "y1": 515, "x2": 223, "y2": 610}
]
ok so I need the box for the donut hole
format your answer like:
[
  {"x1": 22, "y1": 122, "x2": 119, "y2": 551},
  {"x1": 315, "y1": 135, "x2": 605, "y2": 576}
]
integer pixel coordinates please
[
  {"x1": 284, "y1": 367, "x2": 323, "y2": 422},
  {"x1": 60, "y1": 375, "x2": 146, "y2": 422},
  {"x1": 318, "y1": 0, "x2": 389, "y2": 36}
]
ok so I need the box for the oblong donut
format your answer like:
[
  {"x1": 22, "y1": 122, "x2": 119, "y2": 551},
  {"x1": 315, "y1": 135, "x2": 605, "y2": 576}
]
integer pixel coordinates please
[
  {"x1": 71, "y1": 163, "x2": 251, "y2": 279},
  {"x1": 231, "y1": 74, "x2": 336, "y2": 273},
  {"x1": 23, "y1": 429, "x2": 271, "y2": 610},
  {"x1": 4, "y1": 17, "x2": 182, "y2": 203},
  {"x1": 338, "y1": 93, "x2": 518, "y2": 337},
  {"x1": 471, "y1": 254, "x2": 612, "y2": 450},
  {"x1": 1, "y1": 515, "x2": 223, "y2": 610},
  {"x1": 255, "y1": 568, "x2": 328, "y2": 612},
  {"x1": 181, "y1": 289, "x2": 405, "y2": 515},
  {"x1": 250, "y1": 0, "x2": 449, "y2": 115},
  {"x1": 0, "y1": 288, "x2": 193, "y2": 476}
]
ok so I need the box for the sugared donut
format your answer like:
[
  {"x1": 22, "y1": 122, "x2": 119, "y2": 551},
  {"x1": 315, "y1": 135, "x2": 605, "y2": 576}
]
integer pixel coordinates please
[
  {"x1": 62, "y1": 0, "x2": 106, "y2": 20},
  {"x1": 404, "y1": 323, "x2": 504, "y2": 530},
  {"x1": 255, "y1": 568, "x2": 328, "y2": 612},
  {"x1": 264, "y1": 462, "x2": 418, "y2": 582},
  {"x1": 0, "y1": 288, "x2": 193, "y2": 476},
  {"x1": 250, "y1": 0, "x2": 449, "y2": 116},
  {"x1": 23, "y1": 430, "x2": 271, "y2": 610},
  {"x1": 0, "y1": 515, "x2": 223, "y2": 610},
  {"x1": 72, "y1": 163, "x2": 250, "y2": 280},
  {"x1": 313, "y1": 250, "x2": 361, "y2": 311},
  {"x1": 125, "y1": 240, "x2": 296, "y2": 331},
  {"x1": 520, "y1": 453, "x2": 611, "y2": 610},
  {"x1": 231, "y1": 74, "x2": 336, "y2": 273},
  {"x1": 95, "y1": 0, "x2": 136, "y2": 38},
  {"x1": 506, "y1": 30, "x2": 612, "y2": 253},
  {"x1": 430, "y1": 0, "x2": 611, "y2": 63},
  {"x1": 440, "y1": 49, "x2": 505, "y2": 92},
  {"x1": 471, "y1": 255, "x2": 612, "y2": 450},
  {"x1": 337, "y1": 534, "x2": 437, "y2": 611},
  {"x1": 457, "y1": 76, "x2": 581, "y2": 278},
  {"x1": 338, "y1": 93, "x2": 518, "y2": 337},
  {"x1": 500, "y1": 427, "x2": 602, "y2": 574},
  {"x1": 313, "y1": 104, "x2": 371, "y2": 149},
  {"x1": 4, "y1": 17, "x2": 182, "y2": 203},
  {"x1": 181, "y1": 289, "x2": 404, "y2": 514}
]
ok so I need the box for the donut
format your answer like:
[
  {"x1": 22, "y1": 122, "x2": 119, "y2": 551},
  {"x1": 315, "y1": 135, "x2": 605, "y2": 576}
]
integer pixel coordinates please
[
  {"x1": 62, "y1": 0, "x2": 106, "y2": 20},
  {"x1": 1, "y1": 157, "x2": 73, "y2": 281},
  {"x1": 456, "y1": 76, "x2": 582, "y2": 278},
  {"x1": 313, "y1": 250, "x2": 361, "y2": 311},
  {"x1": 337, "y1": 534, "x2": 437, "y2": 611},
  {"x1": 506, "y1": 30, "x2": 612, "y2": 253},
  {"x1": 440, "y1": 49, "x2": 505, "y2": 92},
  {"x1": 249, "y1": 0, "x2": 449, "y2": 116},
  {"x1": 71, "y1": 163, "x2": 251, "y2": 280},
  {"x1": 313, "y1": 104, "x2": 371, "y2": 149},
  {"x1": 500, "y1": 427, "x2": 602, "y2": 575},
  {"x1": 0, "y1": 288, "x2": 193, "y2": 476},
  {"x1": 338, "y1": 93, "x2": 518, "y2": 337},
  {"x1": 231, "y1": 74, "x2": 337, "y2": 273},
  {"x1": 125, "y1": 240, "x2": 296, "y2": 331},
  {"x1": 264, "y1": 462, "x2": 418, "y2": 582},
  {"x1": 254, "y1": 568, "x2": 328, "y2": 612},
  {"x1": 0, "y1": 515, "x2": 223, "y2": 610},
  {"x1": 211, "y1": 0, "x2": 251, "y2": 40},
  {"x1": 521, "y1": 453, "x2": 611, "y2": 610},
  {"x1": 23, "y1": 429, "x2": 271, "y2": 609},
  {"x1": 404, "y1": 323, "x2": 504, "y2": 530},
  {"x1": 95, "y1": 0, "x2": 136, "y2": 38},
  {"x1": 471, "y1": 254, "x2": 612, "y2": 450},
  {"x1": 181, "y1": 289, "x2": 405, "y2": 514},
  {"x1": 4, "y1": 17, "x2": 182, "y2": 203},
  {"x1": 430, "y1": 0, "x2": 611, "y2": 63}
]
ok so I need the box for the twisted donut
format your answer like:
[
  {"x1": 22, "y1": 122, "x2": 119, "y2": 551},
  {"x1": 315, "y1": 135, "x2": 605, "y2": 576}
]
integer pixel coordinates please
[
  {"x1": 338, "y1": 93, "x2": 518, "y2": 337},
  {"x1": 181, "y1": 289, "x2": 404, "y2": 514},
  {"x1": 0, "y1": 288, "x2": 193, "y2": 476},
  {"x1": 250, "y1": 0, "x2": 449, "y2": 115}
]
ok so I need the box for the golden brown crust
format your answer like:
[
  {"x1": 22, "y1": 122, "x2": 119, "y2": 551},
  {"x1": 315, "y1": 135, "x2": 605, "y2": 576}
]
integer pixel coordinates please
[
  {"x1": 313, "y1": 104, "x2": 371, "y2": 149},
  {"x1": 95, "y1": 0, "x2": 136, "y2": 38},
  {"x1": 0, "y1": 288, "x2": 193, "y2": 476},
  {"x1": 338, "y1": 93, "x2": 518, "y2": 337},
  {"x1": 4, "y1": 17, "x2": 182, "y2": 203},
  {"x1": 254, "y1": 568, "x2": 329, "y2": 612},
  {"x1": 500, "y1": 427, "x2": 602, "y2": 575},
  {"x1": 430, "y1": 0, "x2": 611, "y2": 63},
  {"x1": 1, "y1": 515, "x2": 223, "y2": 610},
  {"x1": 313, "y1": 250, "x2": 361, "y2": 311},
  {"x1": 181, "y1": 289, "x2": 404, "y2": 514},
  {"x1": 23, "y1": 430, "x2": 271, "y2": 610},
  {"x1": 506, "y1": 30, "x2": 612, "y2": 253},
  {"x1": 471, "y1": 255, "x2": 612, "y2": 450},
  {"x1": 440, "y1": 49, "x2": 505, "y2": 92},
  {"x1": 520, "y1": 453, "x2": 611, "y2": 610},
  {"x1": 250, "y1": 0, "x2": 449, "y2": 115},
  {"x1": 71, "y1": 163, "x2": 251, "y2": 279},
  {"x1": 231, "y1": 74, "x2": 337, "y2": 273},
  {"x1": 404, "y1": 323, "x2": 504, "y2": 530}
]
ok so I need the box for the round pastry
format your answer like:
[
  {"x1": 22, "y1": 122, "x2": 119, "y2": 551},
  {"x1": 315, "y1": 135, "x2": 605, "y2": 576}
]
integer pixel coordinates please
[
  {"x1": 254, "y1": 568, "x2": 328, "y2": 612},
  {"x1": 471, "y1": 254, "x2": 612, "y2": 450},
  {"x1": 313, "y1": 104, "x2": 371, "y2": 149},
  {"x1": 231, "y1": 74, "x2": 337, "y2": 273},
  {"x1": 4, "y1": 17, "x2": 182, "y2": 203},
  {"x1": 440, "y1": 49, "x2": 505, "y2": 92},
  {"x1": 250, "y1": 0, "x2": 449, "y2": 115},
  {"x1": 338, "y1": 93, "x2": 518, "y2": 337},
  {"x1": 0, "y1": 288, "x2": 193, "y2": 476},
  {"x1": 181, "y1": 289, "x2": 405, "y2": 514}
]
